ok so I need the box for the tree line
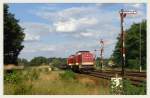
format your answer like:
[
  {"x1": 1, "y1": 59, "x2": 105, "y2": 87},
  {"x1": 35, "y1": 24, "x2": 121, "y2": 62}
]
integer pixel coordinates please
[
  {"x1": 113, "y1": 20, "x2": 146, "y2": 70},
  {"x1": 18, "y1": 57, "x2": 67, "y2": 68}
]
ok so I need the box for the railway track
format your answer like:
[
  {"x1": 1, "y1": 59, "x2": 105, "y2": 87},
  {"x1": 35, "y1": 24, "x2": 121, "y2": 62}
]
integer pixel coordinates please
[
  {"x1": 94, "y1": 70, "x2": 146, "y2": 77},
  {"x1": 82, "y1": 70, "x2": 146, "y2": 86}
]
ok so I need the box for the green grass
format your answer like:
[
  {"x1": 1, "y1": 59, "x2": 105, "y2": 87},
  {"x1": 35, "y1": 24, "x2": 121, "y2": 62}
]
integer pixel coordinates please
[
  {"x1": 5, "y1": 68, "x2": 146, "y2": 95},
  {"x1": 123, "y1": 79, "x2": 146, "y2": 95},
  {"x1": 4, "y1": 68, "x2": 110, "y2": 95},
  {"x1": 59, "y1": 70, "x2": 75, "y2": 80}
]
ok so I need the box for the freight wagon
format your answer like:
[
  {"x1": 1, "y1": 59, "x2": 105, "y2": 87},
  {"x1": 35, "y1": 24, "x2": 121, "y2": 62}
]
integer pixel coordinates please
[{"x1": 67, "y1": 51, "x2": 95, "y2": 72}]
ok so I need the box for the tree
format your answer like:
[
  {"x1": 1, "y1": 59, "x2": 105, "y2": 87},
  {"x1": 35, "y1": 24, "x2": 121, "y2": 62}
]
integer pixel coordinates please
[
  {"x1": 17, "y1": 58, "x2": 29, "y2": 66},
  {"x1": 113, "y1": 35, "x2": 122, "y2": 66},
  {"x1": 51, "y1": 58, "x2": 62, "y2": 67},
  {"x1": 125, "y1": 21, "x2": 146, "y2": 69},
  {"x1": 4, "y1": 4, "x2": 25, "y2": 65},
  {"x1": 47, "y1": 57, "x2": 66, "y2": 67},
  {"x1": 113, "y1": 20, "x2": 146, "y2": 69},
  {"x1": 30, "y1": 56, "x2": 48, "y2": 66}
]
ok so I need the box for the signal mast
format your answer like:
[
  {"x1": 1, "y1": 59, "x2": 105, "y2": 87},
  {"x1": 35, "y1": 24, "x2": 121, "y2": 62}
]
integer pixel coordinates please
[
  {"x1": 119, "y1": 9, "x2": 136, "y2": 77},
  {"x1": 100, "y1": 39, "x2": 104, "y2": 71}
]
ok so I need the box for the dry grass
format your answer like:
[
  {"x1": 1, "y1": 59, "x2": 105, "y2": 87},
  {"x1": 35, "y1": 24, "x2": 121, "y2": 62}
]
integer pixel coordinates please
[
  {"x1": 76, "y1": 74, "x2": 110, "y2": 94},
  {"x1": 4, "y1": 69, "x2": 110, "y2": 95}
]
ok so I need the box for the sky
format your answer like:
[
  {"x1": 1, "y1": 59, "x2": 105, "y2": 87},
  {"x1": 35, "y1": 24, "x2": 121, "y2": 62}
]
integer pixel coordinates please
[{"x1": 8, "y1": 3, "x2": 146, "y2": 61}]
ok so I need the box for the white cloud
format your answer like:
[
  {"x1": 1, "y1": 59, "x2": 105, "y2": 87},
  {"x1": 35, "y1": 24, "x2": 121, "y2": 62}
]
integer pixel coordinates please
[
  {"x1": 56, "y1": 6, "x2": 98, "y2": 20},
  {"x1": 54, "y1": 17, "x2": 98, "y2": 33},
  {"x1": 20, "y1": 22, "x2": 54, "y2": 43},
  {"x1": 54, "y1": 18, "x2": 76, "y2": 32},
  {"x1": 24, "y1": 33, "x2": 40, "y2": 41},
  {"x1": 123, "y1": 4, "x2": 145, "y2": 11},
  {"x1": 21, "y1": 44, "x2": 56, "y2": 53},
  {"x1": 80, "y1": 32, "x2": 93, "y2": 37},
  {"x1": 39, "y1": 46, "x2": 56, "y2": 51},
  {"x1": 20, "y1": 22, "x2": 50, "y2": 35},
  {"x1": 132, "y1": 4, "x2": 142, "y2": 8},
  {"x1": 95, "y1": 4, "x2": 103, "y2": 7},
  {"x1": 103, "y1": 39, "x2": 116, "y2": 46},
  {"x1": 18, "y1": 4, "x2": 146, "y2": 60},
  {"x1": 78, "y1": 17, "x2": 98, "y2": 25},
  {"x1": 35, "y1": 6, "x2": 99, "y2": 22}
]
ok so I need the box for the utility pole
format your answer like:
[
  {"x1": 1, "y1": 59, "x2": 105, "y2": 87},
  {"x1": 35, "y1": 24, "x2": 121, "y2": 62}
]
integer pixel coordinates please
[
  {"x1": 100, "y1": 39, "x2": 104, "y2": 71},
  {"x1": 119, "y1": 9, "x2": 136, "y2": 77},
  {"x1": 139, "y1": 23, "x2": 142, "y2": 72},
  {"x1": 94, "y1": 49, "x2": 97, "y2": 68}
]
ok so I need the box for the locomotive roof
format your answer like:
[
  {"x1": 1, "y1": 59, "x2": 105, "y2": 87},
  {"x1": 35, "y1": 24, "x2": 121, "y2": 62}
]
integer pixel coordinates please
[
  {"x1": 69, "y1": 54, "x2": 75, "y2": 56},
  {"x1": 76, "y1": 51, "x2": 90, "y2": 53}
]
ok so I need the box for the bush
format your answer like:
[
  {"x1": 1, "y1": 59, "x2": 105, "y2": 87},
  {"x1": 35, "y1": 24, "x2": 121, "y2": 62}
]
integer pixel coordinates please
[
  {"x1": 30, "y1": 69, "x2": 39, "y2": 80},
  {"x1": 4, "y1": 70, "x2": 35, "y2": 95},
  {"x1": 59, "y1": 70, "x2": 75, "y2": 80},
  {"x1": 109, "y1": 79, "x2": 146, "y2": 95},
  {"x1": 24, "y1": 69, "x2": 39, "y2": 81},
  {"x1": 123, "y1": 79, "x2": 146, "y2": 95},
  {"x1": 4, "y1": 70, "x2": 23, "y2": 84}
]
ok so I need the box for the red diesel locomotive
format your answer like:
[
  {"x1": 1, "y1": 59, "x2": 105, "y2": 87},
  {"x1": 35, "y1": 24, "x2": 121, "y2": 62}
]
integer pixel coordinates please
[
  {"x1": 67, "y1": 55, "x2": 75, "y2": 67},
  {"x1": 67, "y1": 51, "x2": 95, "y2": 71}
]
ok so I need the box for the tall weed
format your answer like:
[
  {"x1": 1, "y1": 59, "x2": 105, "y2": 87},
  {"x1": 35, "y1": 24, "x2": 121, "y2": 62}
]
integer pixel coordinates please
[{"x1": 59, "y1": 70, "x2": 75, "y2": 80}]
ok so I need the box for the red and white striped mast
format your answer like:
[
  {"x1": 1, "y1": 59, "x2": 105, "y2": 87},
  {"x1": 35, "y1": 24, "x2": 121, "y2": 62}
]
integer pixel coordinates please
[
  {"x1": 100, "y1": 39, "x2": 104, "y2": 71},
  {"x1": 119, "y1": 9, "x2": 136, "y2": 77}
]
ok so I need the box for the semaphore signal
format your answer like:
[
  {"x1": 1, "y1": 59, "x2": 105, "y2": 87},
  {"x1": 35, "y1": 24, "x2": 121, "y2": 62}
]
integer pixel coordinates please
[{"x1": 119, "y1": 9, "x2": 137, "y2": 77}]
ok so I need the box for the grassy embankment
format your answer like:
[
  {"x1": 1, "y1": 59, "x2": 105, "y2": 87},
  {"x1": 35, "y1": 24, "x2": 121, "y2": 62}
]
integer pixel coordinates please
[
  {"x1": 4, "y1": 68, "x2": 110, "y2": 95},
  {"x1": 4, "y1": 67, "x2": 146, "y2": 95}
]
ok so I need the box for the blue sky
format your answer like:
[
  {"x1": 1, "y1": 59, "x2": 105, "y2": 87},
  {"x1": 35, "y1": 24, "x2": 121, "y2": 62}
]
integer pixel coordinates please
[{"x1": 8, "y1": 3, "x2": 146, "y2": 61}]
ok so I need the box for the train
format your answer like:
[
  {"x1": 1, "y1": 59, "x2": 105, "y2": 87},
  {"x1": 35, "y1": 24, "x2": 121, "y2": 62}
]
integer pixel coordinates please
[{"x1": 67, "y1": 51, "x2": 95, "y2": 72}]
